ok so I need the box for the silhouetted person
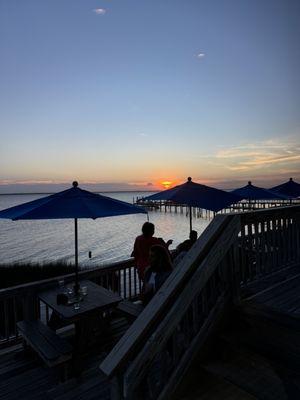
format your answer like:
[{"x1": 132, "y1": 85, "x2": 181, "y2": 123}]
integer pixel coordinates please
[
  {"x1": 173, "y1": 230, "x2": 198, "y2": 266},
  {"x1": 177, "y1": 230, "x2": 198, "y2": 253},
  {"x1": 131, "y1": 222, "x2": 172, "y2": 280},
  {"x1": 142, "y1": 244, "x2": 173, "y2": 305}
]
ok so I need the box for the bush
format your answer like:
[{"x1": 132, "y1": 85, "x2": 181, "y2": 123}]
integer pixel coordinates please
[{"x1": 0, "y1": 262, "x2": 76, "y2": 289}]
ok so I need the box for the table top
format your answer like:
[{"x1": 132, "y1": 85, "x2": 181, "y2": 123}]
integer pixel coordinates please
[{"x1": 39, "y1": 280, "x2": 122, "y2": 321}]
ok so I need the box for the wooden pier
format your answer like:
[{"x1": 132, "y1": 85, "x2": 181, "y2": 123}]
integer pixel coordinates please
[
  {"x1": 134, "y1": 197, "x2": 300, "y2": 220},
  {"x1": 0, "y1": 205, "x2": 300, "y2": 399}
]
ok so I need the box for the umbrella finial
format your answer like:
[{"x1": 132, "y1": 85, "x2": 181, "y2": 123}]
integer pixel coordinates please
[
  {"x1": 290, "y1": 177, "x2": 293, "y2": 181},
  {"x1": 72, "y1": 181, "x2": 79, "y2": 188},
  {"x1": 248, "y1": 181, "x2": 252, "y2": 185},
  {"x1": 187, "y1": 177, "x2": 192, "y2": 183}
]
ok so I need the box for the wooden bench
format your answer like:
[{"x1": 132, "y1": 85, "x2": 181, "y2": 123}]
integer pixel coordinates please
[
  {"x1": 17, "y1": 320, "x2": 72, "y2": 374},
  {"x1": 115, "y1": 299, "x2": 144, "y2": 321}
]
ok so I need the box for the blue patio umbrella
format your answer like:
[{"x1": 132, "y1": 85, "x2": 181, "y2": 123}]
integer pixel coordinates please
[
  {"x1": 0, "y1": 181, "x2": 147, "y2": 294},
  {"x1": 142, "y1": 177, "x2": 242, "y2": 231},
  {"x1": 270, "y1": 178, "x2": 300, "y2": 199},
  {"x1": 231, "y1": 181, "x2": 287, "y2": 201}
]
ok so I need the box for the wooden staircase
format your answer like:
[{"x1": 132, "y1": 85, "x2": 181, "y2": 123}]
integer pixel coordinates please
[
  {"x1": 173, "y1": 273, "x2": 300, "y2": 399},
  {"x1": 99, "y1": 206, "x2": 300, "y2": 399}
]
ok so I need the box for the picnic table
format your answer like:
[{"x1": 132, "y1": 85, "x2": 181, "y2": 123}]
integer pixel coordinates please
[
  {"x1": 39, "y1": 280, "x2": 122, "y2": 355},
  {"x1": 18, "y1": 280, "x2": 122, "y2": 378}
]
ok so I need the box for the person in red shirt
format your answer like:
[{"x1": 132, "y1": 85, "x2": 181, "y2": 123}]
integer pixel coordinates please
[{"x1": 131, "y1": 222, "x2": 172, "y2": 280}]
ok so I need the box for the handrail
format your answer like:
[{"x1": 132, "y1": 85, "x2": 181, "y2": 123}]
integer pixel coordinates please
[
  {"x1": 237, "y1": 204, "x2": 300, "y2": 290},
  {"x1": 240, "y1": 203, "x2": 300, "y2": 221},
  {"x1": 0, "y1": 257, "x2": 141, "y2": 346},
  {"x1": 100, "y1": 213, "x2": 237, "y2": 378},
  {"x1": 100, "y1": 205, "x2": 300, "y2": 399},
  {"x1": 0, "y1": 258, "x2": 135, "y2": 298},
  {"x1": 121, "y1": 215, "x2": 241, "y2": 397}
]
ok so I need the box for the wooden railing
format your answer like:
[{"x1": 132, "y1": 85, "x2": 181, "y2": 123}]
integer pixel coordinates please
[
  {"x1": 1, "y1": 205, "x2": 299, "y2": 396},
  {"x1": 0, "y1": 258, "x2": 142, "y2": 347},
  {"x1": 237, "y1": 206, "x2": 300, "y2": 292},
  {"x1": 100, "y1": 205, "x2": 300, "y2": 400}
]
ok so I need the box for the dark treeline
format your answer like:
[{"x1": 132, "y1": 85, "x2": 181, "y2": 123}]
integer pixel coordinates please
[{"x1": 0, "y1": 262, "x2": 76, "y2": 289}]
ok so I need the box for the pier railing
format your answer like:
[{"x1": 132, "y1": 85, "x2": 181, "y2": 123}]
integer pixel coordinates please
[
  {"x1": 0, "y1": 258, "x2": 142, "y2": 347},
  {"x1": 136, "y1": 198, "x2": 300, "y2": 220},
  {"x1": 100, "y1": 205, "x2": 300, "y2": 400}
]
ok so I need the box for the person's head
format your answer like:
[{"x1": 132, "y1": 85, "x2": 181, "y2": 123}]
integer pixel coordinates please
[
  {"x1": 149, "y1": 245, "x2": 173, "y2": 272},
  {"x1": 189, "y1": 230, "x2": 198, "y2": 243},
  {"x1": 142, "y1": 222, "x2": 155, "y2": 237}
]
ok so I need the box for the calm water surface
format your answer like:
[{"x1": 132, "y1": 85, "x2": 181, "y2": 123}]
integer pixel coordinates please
[{"x1": 0, "y1": 192, "x2": 210, "y2": 267}]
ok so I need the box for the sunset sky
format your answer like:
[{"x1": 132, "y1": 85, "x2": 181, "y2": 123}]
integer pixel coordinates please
[{"x1": 0, "y1": 0, "x2": 299, "y2": 193}]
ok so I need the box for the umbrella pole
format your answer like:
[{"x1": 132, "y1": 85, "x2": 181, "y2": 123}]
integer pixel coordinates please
[
  {"x1": 189, "y1": 206, "x2": 193, "y2": 233},
  {"x1": 74, "y1": 218, "x2": 79, "y2": 295}
]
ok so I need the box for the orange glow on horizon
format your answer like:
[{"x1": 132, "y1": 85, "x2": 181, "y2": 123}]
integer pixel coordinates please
[{"x1": 160, "y1": 181, "x2": 173, "y2": 189}]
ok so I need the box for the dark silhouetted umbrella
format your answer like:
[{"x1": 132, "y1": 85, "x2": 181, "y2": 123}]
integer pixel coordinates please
[
  {"x1": 143, "y1": 177, "x2": 242, "y2": 231},
  {"x1": 0, "y1": 181, "x2": 147, "y2": 294},
  {"x1": 270, "y1": 178, "x2": 300, "y2": 199},
  {"x1": 231, "y1": 181, "x2": 287, "y2": 201}
]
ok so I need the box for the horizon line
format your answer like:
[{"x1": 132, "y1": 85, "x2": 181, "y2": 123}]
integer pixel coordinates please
[{"x1": 0, "y1": 189, "x2": 158, "y2": 196}]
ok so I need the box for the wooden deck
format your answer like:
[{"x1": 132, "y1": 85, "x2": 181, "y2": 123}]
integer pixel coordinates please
[
  {"x1": 244, "y1": 272, "x2": 300, "y2": 316},
  {"x1": 1, "y1": 206, "x2": 299, "y2": 399},
  {"x1": 0, "y1": 316, "x2": 129, "y2": 400},
  {"x1": 2, "y1": 267, "x2": 300, "y2": 400}
]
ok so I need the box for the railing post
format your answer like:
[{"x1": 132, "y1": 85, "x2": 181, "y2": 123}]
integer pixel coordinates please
[
  {"x1": 23, "y1": 289, "x2": 38, "y2": 321},
  {"x1": 231, "y1": 241, "x2": 242, "y2": 304}
]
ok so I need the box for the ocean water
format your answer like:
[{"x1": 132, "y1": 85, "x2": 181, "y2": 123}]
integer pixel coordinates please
[{"x1": 0, "y1": 192, "x2": 210, "y2": 267}]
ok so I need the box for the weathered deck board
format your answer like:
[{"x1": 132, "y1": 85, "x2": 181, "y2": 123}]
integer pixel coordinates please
[
  {"x1": 0, "y1": 316, "x2": 130, "y2": 400},
  {"x1": 172, "y1": 265, "x2": 300, "y2": 400},
  {"x1": 203, "y1": 348, "x2": 287, "y2": 400},
  {"x1": 240, "y1": 265, "x2": 300, "y2": 299},
  {"x1": 172, "y1": 364, "x2": 257, "y2": 400},
  {"x1": 0, "y1": 366, "x2": 54, "y2": 400},
  {"x1": 48, "y1": 371, "x2": 110, "y2": 400},
  {"x1": 244, "y1": 272, "x2": 300, "y2": 318}
]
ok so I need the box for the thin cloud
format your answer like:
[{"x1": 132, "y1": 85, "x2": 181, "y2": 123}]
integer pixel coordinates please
[
  {"x1": 196, "y1": 52, "x2": 205, "y2": 59},
  {"x1": 216, "y1": 150, "x2": 265, "y2": 159},
  {"x1": 241, "y1": 154, "x2": 300, "y2": 167},
  {"x1": 227, "y1": 165, "x2": 252, "y2": 172},
  {"x1": 128, "y1": 181, "x2": 159, "y2": 189},
  {"x1": 0, "y1": 179, "x2": 59, "y2": 185},
  {"x1": 214, "y1": 138, "x2": 300, "y2": 172},
  {"x1": 139, "y1": 133, "x2": 148, "y2": 137},
  {"x1": 93, "y1": 8, "x2": 106, "y2": 15}
]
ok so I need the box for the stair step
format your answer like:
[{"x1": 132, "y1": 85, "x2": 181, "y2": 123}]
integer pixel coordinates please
[
  {"x1": 202, "y1": 346, "x2": 288, "y2": 400},
  {"x1": 241, "y1": 266, "x2": 300, "y2": 299},
  {"x1": 237, "y1": 305, "x2": 300, "y2": 371},
  {"x1": 241, "y1": 273, "x2": 300, "y2": 329},
  {"x1": 241, "y1": 301, "x2": 300, "y2": 332},
  {"x1": 172, "y1": 369, "x2": 257, "y2": 400}
]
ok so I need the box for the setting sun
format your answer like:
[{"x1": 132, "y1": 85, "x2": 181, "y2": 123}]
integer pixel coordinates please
[{"x1": 161, "y1": 181, "x2": 173, "y2": 189}]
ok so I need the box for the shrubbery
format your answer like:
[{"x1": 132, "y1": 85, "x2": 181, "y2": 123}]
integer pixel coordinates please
[{"x1": 0, "y1": 262, "x2": 76, "y2": 289}]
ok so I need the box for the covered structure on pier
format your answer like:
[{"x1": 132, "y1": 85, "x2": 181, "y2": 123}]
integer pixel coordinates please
[
  {"x1": 142, "y1": 177, "x2": 242, "y2": 231},
  {"x1": 270, "y1": 177, "x2": 300, "y2": 199},
  {"x1": 231, "y1": 181, "x2": 287, "y2": 201}
]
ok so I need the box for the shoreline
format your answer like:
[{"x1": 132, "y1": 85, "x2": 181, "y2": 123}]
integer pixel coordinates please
[{"x1": 0, "y1": 190, "x2": 158, "y2": 196}]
